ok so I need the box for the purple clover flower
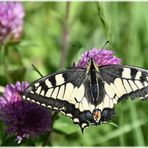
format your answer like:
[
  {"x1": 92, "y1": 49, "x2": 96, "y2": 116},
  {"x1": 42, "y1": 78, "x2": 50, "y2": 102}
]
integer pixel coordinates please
[
  {"x1": 0, "y1": 2, "x2": 25, "y2": 43},
  {"x1": 0, "y1": 81, "x2": 51, "y2": 143},
  {"x1": 77, "y1": 48, "x2": 121, "y2": 68}
]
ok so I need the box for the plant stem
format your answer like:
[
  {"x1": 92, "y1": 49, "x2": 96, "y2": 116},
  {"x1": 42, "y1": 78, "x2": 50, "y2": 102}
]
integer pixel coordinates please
[
  {"x1": 60, "y1": 2, "x2": 71, "y2": 68},
  {"x1": 1, "y1": 44, "x2": 12, "y2": 83},
  {"x1": 96, "y1": 2, "x2": 110, "y2": 40},
  {"x1": 1, "y1": 44, "x2": 7, "y2": 80}
]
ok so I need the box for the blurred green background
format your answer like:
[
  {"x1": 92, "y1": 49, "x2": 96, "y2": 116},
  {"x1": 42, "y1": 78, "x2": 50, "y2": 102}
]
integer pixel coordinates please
[{"x1": 0, "y1": 2, "x2": 148, "y2": 146}]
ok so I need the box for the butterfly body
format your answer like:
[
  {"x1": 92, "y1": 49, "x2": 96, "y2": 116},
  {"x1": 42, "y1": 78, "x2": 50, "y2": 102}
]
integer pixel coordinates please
[
  {"x1": 22, "y1": 58, "x2": 148, "y2": 131},
  {"x1": 87, "y1": 59, "x2": 104, "y2": 105}
]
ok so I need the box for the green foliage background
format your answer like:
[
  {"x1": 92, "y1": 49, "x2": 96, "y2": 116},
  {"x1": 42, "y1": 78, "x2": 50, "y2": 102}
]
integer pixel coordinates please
[{"x1": 0, "y1": 2, "x2": 148, "y2": 146}]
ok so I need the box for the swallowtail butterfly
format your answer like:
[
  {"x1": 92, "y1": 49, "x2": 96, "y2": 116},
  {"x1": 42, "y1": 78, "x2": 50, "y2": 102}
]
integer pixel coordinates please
[{"x1": 22, "y1": 58, "x2": 148, "y2": 131}]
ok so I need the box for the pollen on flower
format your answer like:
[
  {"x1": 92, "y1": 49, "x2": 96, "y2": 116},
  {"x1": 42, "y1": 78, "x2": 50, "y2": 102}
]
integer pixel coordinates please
[
  {"x1": 0, "y1": 81, "x2": 51, "y2": 143},
  {"x1": 77, "y1": 48, "x2": 121, "y2": 68}
]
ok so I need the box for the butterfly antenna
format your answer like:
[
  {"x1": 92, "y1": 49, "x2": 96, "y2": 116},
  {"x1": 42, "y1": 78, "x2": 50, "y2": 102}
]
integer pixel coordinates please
[
  {"x1": 101, "y1": 40, "x2": 109, "y2": 50},
  {"x1": 32, "y1": 64, "x2": 43, "y2": 78},
  {"x1": 93, "y1": 40, "x2": 110, "y2": 60}
]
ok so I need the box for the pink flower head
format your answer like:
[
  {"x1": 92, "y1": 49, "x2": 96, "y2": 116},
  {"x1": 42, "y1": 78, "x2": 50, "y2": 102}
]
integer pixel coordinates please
[
  {"x1": 77, "y1": 48, "x2": 121, "y2": 68},
  {"x1": 0, "y1": 2, "x2": 25, "y2": 43},
  {"x1": 0, "y1": 81, "x2": 51, "y2": 143}
]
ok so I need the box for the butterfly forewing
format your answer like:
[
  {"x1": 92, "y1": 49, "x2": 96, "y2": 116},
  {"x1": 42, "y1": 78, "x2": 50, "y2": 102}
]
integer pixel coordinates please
[
  {"x1": 23, "y1": 69, "x2": 97, "y2": 129},
  {"x1": 100, "y1": 65, "x2": 148, "y2": 103},
  {"x1": 24, "y1": 69, "x2": 84, "y2": 105}
]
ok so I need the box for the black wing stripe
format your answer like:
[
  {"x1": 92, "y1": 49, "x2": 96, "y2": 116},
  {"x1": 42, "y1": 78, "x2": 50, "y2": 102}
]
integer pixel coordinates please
[
  {"x1": 130, "y1": 68, "x2": 138, "y2": 79},
  {"x1": 49, "y1": 75, "x2": 56, "y2": 87}
]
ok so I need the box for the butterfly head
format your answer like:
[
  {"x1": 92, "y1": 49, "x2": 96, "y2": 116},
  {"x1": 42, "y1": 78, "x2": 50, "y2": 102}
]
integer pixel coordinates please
[{"x1": 86, "y1": 58, "x2": 99, "y2": 74}]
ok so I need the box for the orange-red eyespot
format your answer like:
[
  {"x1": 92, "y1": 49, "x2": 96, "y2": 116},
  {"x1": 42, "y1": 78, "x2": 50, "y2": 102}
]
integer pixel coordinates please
[{"x1": 93, "y1": 110, "x2": 101, "y2": 122}]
